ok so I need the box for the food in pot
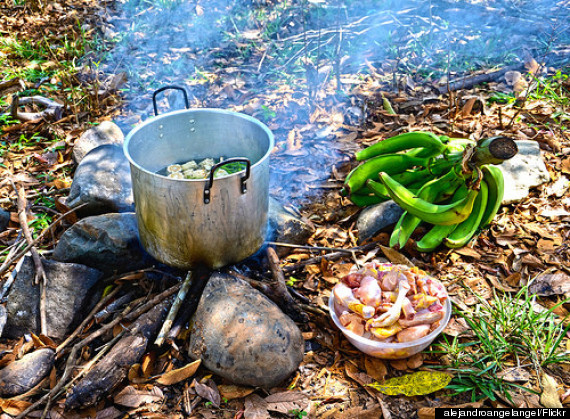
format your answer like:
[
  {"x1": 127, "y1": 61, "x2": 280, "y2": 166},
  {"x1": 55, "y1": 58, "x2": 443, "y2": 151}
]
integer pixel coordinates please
[
  {"x1": 161, "y1": 157, "x2": 246, "y2": 180},
  {"x1": 332, "y1": 262, "x2": 447, "y2": 344}
]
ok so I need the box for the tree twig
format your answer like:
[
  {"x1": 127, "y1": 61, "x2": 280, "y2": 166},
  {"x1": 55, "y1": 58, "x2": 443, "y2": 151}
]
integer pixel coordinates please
[
  {"x1": 56, "y1": 284, "x2": 123, "y2": 354},
  {"x1": 15, "y1": 283, "x2": 180, "y2": 419},
  {"x1": 0, "y1": 203, "x2": 87, "y2": 279},
  {"x1": 10, "y1": 179, "x2": 48, "y2": 335},
  {"x1": 155, "y1": 271, "x2": 193, "y2": 346},
  {"x1": 282, "y1": 241, "x2": 380, "y2": 272}
]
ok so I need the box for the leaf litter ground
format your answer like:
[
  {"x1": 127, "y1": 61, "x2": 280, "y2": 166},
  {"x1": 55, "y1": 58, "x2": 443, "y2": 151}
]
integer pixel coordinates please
[{"x1": 0, "y1": 0, "x2": 569, "y2": 417}]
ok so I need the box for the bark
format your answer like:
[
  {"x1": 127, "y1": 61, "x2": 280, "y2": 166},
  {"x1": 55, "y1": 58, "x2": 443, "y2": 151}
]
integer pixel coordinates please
[{"x1": 64, "y1": 299, "x2": 171, "y2": 410}]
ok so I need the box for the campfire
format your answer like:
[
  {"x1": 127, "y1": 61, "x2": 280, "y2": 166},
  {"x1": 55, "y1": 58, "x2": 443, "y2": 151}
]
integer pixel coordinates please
[{"x1": 0, "y1": 0, "x2": 569, "y2": 417}]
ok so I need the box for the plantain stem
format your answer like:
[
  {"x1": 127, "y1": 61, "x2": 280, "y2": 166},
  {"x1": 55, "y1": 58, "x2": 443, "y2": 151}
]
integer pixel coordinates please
[{"x1": 471, "y1": 136, "x2": 518, "y2": 165}]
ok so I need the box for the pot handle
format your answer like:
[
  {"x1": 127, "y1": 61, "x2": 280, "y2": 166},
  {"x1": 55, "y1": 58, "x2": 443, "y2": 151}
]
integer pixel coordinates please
[
  {"x1": 152, "y1": 85, "x2": 190, "y2": 116},
  {"x1": 203, "y1": 158, "x2": 251, "y2": 204}
]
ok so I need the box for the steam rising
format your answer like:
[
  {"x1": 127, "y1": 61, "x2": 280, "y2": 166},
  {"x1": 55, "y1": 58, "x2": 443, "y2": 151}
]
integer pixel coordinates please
[{"x1": 99, "y1": 0, "x2": 569, "y2": 204}]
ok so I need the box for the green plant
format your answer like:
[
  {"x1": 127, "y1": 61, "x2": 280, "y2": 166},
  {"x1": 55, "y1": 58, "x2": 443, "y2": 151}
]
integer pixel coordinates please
[
  {"x1": 289, "y1": 409, "x2": 308, "y2": 419},
  {"x1": 260, "y1": 104, "x2": 276, "y2": 121},
  {"x1": 432, "y1": 283, "x2": 570, "y2": 402}
]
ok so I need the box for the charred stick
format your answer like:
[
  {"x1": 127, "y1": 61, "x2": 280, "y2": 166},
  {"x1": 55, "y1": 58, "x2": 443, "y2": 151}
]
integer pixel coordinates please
[
  {"x1": 16, "y1": 285, "x2": 179, "y2": 418},
  {"x1": 93, "y1": 290, "x2": 135, "y2": 324},
  {"x1": 155, "y1": 271, "x2": 193, "y2": 346},
  {"x1": 43, "y1": 331, "x2": 126, "y2": 417},
  {"x1": 266, "y1": 247, "x2": 309, "y2": 323},
  {"x1": 64, "y1": 300, "x2": 171, "y2": 410},
  {"x1": 438, "y1": 64, "x2": 523, "y2": 94}
]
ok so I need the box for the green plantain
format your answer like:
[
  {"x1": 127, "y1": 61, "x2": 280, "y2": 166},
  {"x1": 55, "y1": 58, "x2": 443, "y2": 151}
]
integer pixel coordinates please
[
  {"x1": 444, "y1": 181, "x2": 488, "y2": 248},
  {"x1": 389, "y1": 169, "x2": 464, "y2": 248},
  {"x1": 370, "y1": 172, "x2": 479, "y2": 225},
  {"x1": 415, "y1": 186, "x2": 469, "y2": 252},
  {"x1": 355, "y1": 131, "x2": 446, "y2": 161},
  {"x1": 341, "y1": 154, "x2": 429, "y2": 196},
  {"x1": 479, "y1": 164, "x2": 505, "y2": 228}
]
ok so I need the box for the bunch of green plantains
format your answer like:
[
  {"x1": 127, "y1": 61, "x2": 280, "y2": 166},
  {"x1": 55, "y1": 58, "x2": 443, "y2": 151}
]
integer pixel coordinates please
[{"x1": 341, "y1": 132, "x2": 518, "y2": 252}]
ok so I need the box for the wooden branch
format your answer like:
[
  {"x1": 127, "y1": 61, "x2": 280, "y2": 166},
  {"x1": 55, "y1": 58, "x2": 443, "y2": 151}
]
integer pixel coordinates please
[
  {"x1": 282, "y1": 241, "x2": 380, "y2": 272},
  {"x1": 0, "y1": 203, "x2": 87, "y2": 279},
  {"x1": 154, "y1": 271, "x2": 193, "y2": 346},
  {"x1": 166, "y1": 265, "x2": 210, "y2": 341},
  {"x1": 437, "y1": 64, "x2": 523, "y2": 94},
  {"x1": 6, "y1": 95, "x2": 64, "y2": 122},
  {"x1": 266, "y1": 247, "x2": 309, "y2": 323},
  {"x1": 64, "y1": 300, "x2": 171, "y2": 410},
  {"x1": 11, "y1": 180, "x2": 47, "y2": 286},
  {"x1": 15, "y1": 283, "x2": 180, "y2": 419},
  {"x1": 10, "y1": 179, "x2": 48, "y2": 335}
]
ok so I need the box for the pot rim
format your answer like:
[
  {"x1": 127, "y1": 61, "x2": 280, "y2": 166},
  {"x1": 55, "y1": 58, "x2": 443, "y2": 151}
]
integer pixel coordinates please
[{"x1": 123, "y1": 108, "x2": 275, "y2": 181}]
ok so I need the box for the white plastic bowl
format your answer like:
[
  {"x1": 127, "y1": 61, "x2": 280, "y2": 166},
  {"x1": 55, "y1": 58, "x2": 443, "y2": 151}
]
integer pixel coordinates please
[{"x1": 328, "y1": 285, "x2": 451, "y2": 359}]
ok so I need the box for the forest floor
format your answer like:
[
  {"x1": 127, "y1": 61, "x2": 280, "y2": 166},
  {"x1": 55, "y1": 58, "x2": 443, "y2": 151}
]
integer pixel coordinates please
[{"x1": 1, "y1": 0, "x2": 569, "y2": 417}]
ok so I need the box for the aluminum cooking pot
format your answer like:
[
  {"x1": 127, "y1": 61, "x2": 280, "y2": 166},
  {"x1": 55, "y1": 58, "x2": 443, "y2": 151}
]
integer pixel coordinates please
[{"x1": 124, "y1": 86, "x2": 274, "y2": 269}]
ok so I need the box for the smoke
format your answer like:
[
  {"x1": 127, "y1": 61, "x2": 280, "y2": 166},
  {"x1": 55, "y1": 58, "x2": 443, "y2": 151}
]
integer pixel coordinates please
[{"x1": 97, "y1": 0, "x2": 570, "y2": 206}]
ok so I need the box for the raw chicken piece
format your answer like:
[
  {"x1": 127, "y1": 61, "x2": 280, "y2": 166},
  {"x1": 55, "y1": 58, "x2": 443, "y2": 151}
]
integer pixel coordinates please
[
  {"x1": 370, "y1": 322, "x2": 402, "y2": 339},
  {"x1": 342, "y1": 272, "x2": 363, "y2": 288},
  {"x1": 381, "y1": 270, "x2": 405, "y2": 291},
  {"x1": 339, "y1": 312, "x2": 366, "y2": 336},
  {"x1": 398, "y1": 310, "x2": 444, "y2": 328},
  {"x1": 333, "y1": 283, "x2": 375, "y2": 319},
  {"x1": 401, "y1": 297, "x2": 416, "y2": 320},
  {"x1": 367, "y1": 279, "x2": 410, "y2": 328},
  {"x1": 354, "y1": 275, "x2": 382, "y2": 307},
  {"x1": 397, "y1": 324, "x2": 431, "y2": 342}
]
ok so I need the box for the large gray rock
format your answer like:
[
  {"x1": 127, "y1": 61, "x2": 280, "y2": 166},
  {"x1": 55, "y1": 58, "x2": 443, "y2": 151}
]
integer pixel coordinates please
[
  {"x1": 66, "y1": 144, "x2": 134, "y2": 217},
  {"x1": 188, "y1": 272, "x2": 304, "y2": 388},
  {"x1": 356, "y1": 200, "x2": 404, "y2": 243},
  {"x1": 4, "y1": 257, "x2": 103, "y2": 339},
  {"x1": 0, "y1": 348, "x2": 55, "y2": 397},
  {"x1": 0, "y1": 208, "x2": 9, "y2": 232},
  {"x1": 268, "y1": 197, "x2": 314, "y2": 248},
  {"x1": 52, "y1": 212, "x2": 151, "y2": 275},
  {"x1": 73, "y1": 121, "x2": 124, "y2": 164},
  {"x1": 499, "y1": 140, "x2": 550, "y2": 204}
]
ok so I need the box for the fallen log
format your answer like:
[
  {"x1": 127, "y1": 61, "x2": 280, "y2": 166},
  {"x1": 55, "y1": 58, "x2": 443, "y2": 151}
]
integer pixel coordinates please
[
  {"x1": 63, "y1": 298, "x2": 171, "y2": 410},
  {"x1": 438, "y1": 64, "x2": 523, "y2": 94}
]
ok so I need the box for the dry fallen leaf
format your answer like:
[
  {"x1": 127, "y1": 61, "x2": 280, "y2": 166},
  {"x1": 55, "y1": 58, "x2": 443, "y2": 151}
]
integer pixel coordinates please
[
  {"x1": 379, "y1": 245, "x2": 414, "y2": 267},
  {"x1": 540, "y1": 372, "x2": 563, "y2": 408},
  {"x1": 194, "y1": 378, "x2": 221, "y2": 408},
  {"x1": 94, "y1": 406, "x2": 123, "y2": 419},
  {"x1": 244, "y1": 394, "x2": 270, "y2": 419},
  {"x1": 529, "y1": 270, "x2": 570, "y2": 296},
  {"x1": 113, "y1": 385, "x2": 164, "y2": 408},
  {"x1": 497, "y1": 367, "x2": 530, "y2": 383},
  {"x1": 0, "y1": 399, "x2": 32, "y2": 416},
  {"x1": 218, "y1": 384, "x2": 255, "y2": 401},
  {"x1": 154, "y1": 359, "x2": 201, "y2": 386},
  {"x1": 364, "y1": 356, "x2": 388, "y2": 382},
  {"x1": 264, "y1": 391, "x2": 309, "y2": 414}
]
